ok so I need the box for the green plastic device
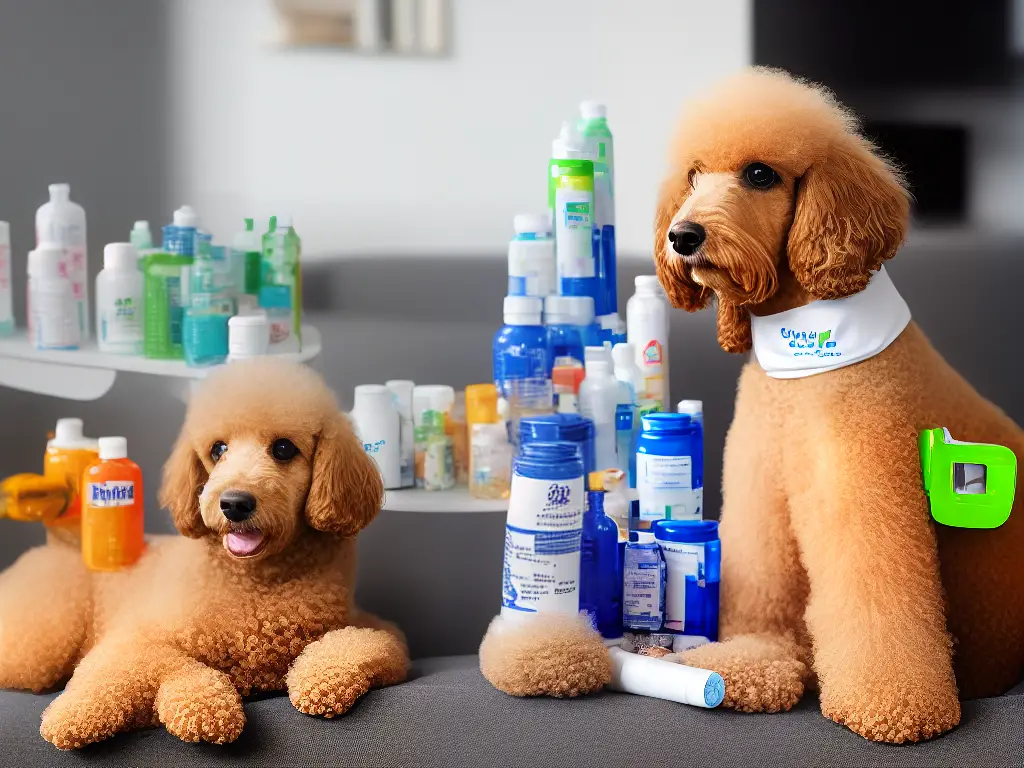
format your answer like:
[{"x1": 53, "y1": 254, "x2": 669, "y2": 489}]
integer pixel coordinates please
[{"x1": 919, "y1": 428, "x2": 1017, "y2": 529}]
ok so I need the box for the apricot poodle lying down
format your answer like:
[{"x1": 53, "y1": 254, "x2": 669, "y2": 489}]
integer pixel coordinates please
[
  {"x1": 482, "y1": 68, "x2": 1024, "y2": 744},
  {"x1": 0, "y1": 360, "x2": 408, "y2": 748}
]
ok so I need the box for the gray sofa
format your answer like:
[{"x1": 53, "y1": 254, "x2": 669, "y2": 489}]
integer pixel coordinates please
[{"x1": 1, "y1": 233, "x2": 1022, "y2": 765}]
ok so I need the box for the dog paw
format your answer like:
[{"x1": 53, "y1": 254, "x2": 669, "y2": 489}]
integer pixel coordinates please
[
  {"x1": 156, "y1": 668, "x2": 245, "y2": 744},
  {"x1": 288, "y1": 662, "x2": 371, "y2": 718},
  {"x1": 821, "y1": 685, "x2": 960, "y2": 743},
  {"x1": 479, "y1": 613, "x2": 612, "y2": 698},
  {"x1": 675, "y1": 634, "x2": 807, "y2": 713},
  {"x1": 40, "y1": 691, "x2": 143, "y2": 750}
]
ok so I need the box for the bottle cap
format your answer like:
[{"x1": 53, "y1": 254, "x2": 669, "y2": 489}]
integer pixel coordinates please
[
  {"x1": 54, "y1": 418, "x2": 83, "y2": 443},
  {"x1": 652, "y1": 519, "x2": 719, "y2": 544},
  {"x1": 584, "y1": 345, "x2": 611, "y2": 367},
  {"x1": 98, "y1": 436, "x2": 128, "y2": 460},
  {"x1": 585, "y1": 358, "x2": 611, "y2": 376},
  {"x1": 677, "y1": 399, "x2": 703, "y2": 417},
  {"x1": 133, "y1": 220, "x2": 150, "y2": 233},
  {"x1": 465, "y1": 383, "x2": 499, "y2": 424},
  {"x1": 503, "y1": 295, "x2": 542, "y2": 326},
  {"x1": 353, "y1": 384, "x2": 394, "y2": 411},
  {"x1": 28, "y1": 245, "x2": 64, "y2": 279},
  {"x1": 385, "y1": 380, "x2": 415, "y2": 399},
  {"x1": 48, "y1": 183, "x2": 71, "y2": 200},
  {"x1": 551, "y1": 120, "x2": 591, "y2": 160},
  {"x1": 0, "y1": 221, "x2": 9, "y2": 244},
  {"x1": 513, "y1": 213, "x2": 552, "y2": 237},
  {"x1": 104, "y1": 243, "x2": 139, "y2": 271},
  {"x1": 544, "y1": 295, "x2": 595, "y2": 326},
  {"x1": 635, "y1": 275, "x2": 663, "y2": 294},
  {"x1": 173, "y1": 205, "x2": 199, "y2": 227},
  {"x1": 580, "y1": 101, "x2": 607, "y2": 120},
  {"x1": 228, "y1": 314, "x2": 270, "y2": 360},
  {"x1": 244, "y1": 217, "x2": 254, "y2": 232},
  {"x1": 611, "y1": 342, "x2": 635, "y2": 368},
  {"x1": 630, "y1": 530, "x2": 656, "y2": 544},
  {"x1": 640, "y1": 412, "x2": 692, "y2": 433}
]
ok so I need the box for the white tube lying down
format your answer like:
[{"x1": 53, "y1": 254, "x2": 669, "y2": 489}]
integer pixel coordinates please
[{"x1": 608, "y1": 646, "x2": 725, "y2": 708}]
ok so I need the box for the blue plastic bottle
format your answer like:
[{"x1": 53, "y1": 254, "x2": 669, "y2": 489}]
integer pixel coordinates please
[
  {"x1": 493, "y1": 296, "x2": 550, "y2": 400},
  {"x1": 652, "y1": 519, "x2": 720, "y2": 642},
  {"x1": 182, "y1": 231, "x2": 230, "y2": 367},
  {"x1": 519, "y1": 413, "x2": 596, "y2": 483},
  {"x1": 622, "y1": 530, "x2": 664, "y2": 631},
  {"x1": 637, "y1": 412, "x2": 703, "y2": 523},
  {"x1": 580, "y1": 489, "x2": 623, "y2": 639},
  {"x1": 501, "y1": 441, "x2": 585, "y2": 619},
  {"x1": 544, "y1": 295, "x2": 591, "y2": 370}
]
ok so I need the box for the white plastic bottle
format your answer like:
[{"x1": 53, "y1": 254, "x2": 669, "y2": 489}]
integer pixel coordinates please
[
  {"x1": 507, "y1": 213, "x2": 556, "y2": 298},
  {"x1": 0, "y1": 221, "x2": 12, "y2": 336},
  {"x1": 350, "y1": 385, "x2": 402, "y2": 490},
  {"x1": 227, "y1": 313, "x2": 270, "y2": 362},
  {"x1": 36, "y1": 184, "x2": 89, "y2": 339},
  {"x1": 627, "y1": 275, "x2": 670, "y2": 408},
  {"x1": 612, "y1": 342, "x2": 644, "y2": 477},
  {"x1": 386, "y1": 379, "x2": 416, "y2": 488},
  {"x1": 96, "y1": 243, "x2": 144, "y2": 355},
  {"x1": 578, "y1": 358, "x2": 620, "y2": 473},
  {"x1": 28, "y1": 244, "x2": 80, "y2": 350}
]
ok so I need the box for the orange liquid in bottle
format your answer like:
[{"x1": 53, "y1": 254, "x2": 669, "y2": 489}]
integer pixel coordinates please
[
  {"x1": 81, "y1": 437, "x2": 145, "y2": 571},
  {"x1": 43, "y1": 418, "x2": 99, "y2": 533}
]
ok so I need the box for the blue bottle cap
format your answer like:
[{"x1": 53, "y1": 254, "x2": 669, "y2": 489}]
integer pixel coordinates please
[
  {"x1": 704, "y1": 672, "x2": 726, "y2": 707},
  {"x1": 652, "y1": 519, "x2": 719, "y2": 543},
  {"x1": 519, "y1": 413, "x2": 594, "y2": 445},
  {"x1": 640, "y1": 412, "x2": 692, "y2": 433},
  {"x1": 513, "y1": 441, "x2": 583, "y2": 481}
]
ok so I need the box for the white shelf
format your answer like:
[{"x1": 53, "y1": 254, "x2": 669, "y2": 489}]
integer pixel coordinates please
[
  {"x1": 0, "y1": 325, "x2": 321, "y2": 401},
  {"x1": 382, "y1": 486, "x2": 508, "y2": 514}
]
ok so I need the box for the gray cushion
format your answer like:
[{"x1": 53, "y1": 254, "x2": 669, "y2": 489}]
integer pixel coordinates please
[{"x1": 1, "y1": 656, "x2": 1022, "y2": 767}]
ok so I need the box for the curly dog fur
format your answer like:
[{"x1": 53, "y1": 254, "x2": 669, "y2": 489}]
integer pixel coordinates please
[
  {"x1": 0, "y1": 359, "x2": 409, "y2": 748},
  {"x1": 652, "y1": 68, "x2": 1024, "y2": 742}
]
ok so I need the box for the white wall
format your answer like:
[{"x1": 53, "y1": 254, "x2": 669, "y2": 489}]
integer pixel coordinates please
[{"x1": 168, "y1": 0, "x2": 751, "y2": 257}]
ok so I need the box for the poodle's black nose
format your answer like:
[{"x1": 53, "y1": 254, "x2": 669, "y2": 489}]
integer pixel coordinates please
[
  {"x1": 668, "y1": 221, "x2": 706, "y2": 256},
  {"x1": 220, "y1": 490, "x2": 257, "y2": 522}
]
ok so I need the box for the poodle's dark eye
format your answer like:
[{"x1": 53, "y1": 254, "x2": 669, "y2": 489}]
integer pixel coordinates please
[
  {"x1": 743, "y1": 162, "x2": 780, "y2": 190},
  {"x1": 271, "y1": 438, "x2": 299, "y2": 462},
  {"x1": 210, "y1": 441, "x2": 228, "y2": 463}
]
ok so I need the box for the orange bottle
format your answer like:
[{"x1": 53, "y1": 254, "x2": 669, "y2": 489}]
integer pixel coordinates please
[
  {"x1": 43, "y1": 418, "x2": 99, "y2": 534},
  {"x1": 81, "y1": 436, "x2": 145, "y2": 571}
]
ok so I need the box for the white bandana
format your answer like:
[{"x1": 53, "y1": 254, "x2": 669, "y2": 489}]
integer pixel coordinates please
[{"x1": 750, "y1": 266, "x2": 911, "y2": 379}]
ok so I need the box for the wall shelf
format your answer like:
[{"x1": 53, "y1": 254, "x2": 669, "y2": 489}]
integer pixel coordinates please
[
  {"x1": 382, "y1": 486, "x2": 508, "y2": 514},
  {"x1": 0, "y1": 326, "x2": 321, "y2": 401}
]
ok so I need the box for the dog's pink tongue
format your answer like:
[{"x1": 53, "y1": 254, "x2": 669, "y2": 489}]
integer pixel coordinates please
[{"x1": 225, "y1": 530, "x2": 264, "y2": 556}]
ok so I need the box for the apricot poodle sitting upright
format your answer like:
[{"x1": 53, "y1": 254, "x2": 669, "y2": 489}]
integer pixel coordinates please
[
  {"x1": 653, "y1": 68, "x2": 1024, "y2": 741},
  {"x1": 0, "y1": 359, "x2": 408, "y2": 749}
]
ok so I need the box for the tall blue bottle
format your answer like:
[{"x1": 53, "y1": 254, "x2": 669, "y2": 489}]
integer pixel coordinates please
[
  {"x1": 580, "y1": 489, "x2": 623, "y2": 639},
  {"x1": 493, "y1": 296, "x2": 550, "y2": 399}
]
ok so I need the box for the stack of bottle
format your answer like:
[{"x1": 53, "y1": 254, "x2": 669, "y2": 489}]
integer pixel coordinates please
[{"x1": 0, "y1": 184, "x2": 304, "y2": 368}]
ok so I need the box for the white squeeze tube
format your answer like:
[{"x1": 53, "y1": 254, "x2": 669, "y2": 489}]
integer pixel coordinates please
[{"x1": 608, "y1": 646, "x2": 725, "y2": 709}]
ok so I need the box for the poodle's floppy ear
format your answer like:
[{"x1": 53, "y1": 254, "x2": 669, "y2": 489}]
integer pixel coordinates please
[
  {"x1": 787, "y1": 134, "x2": 910, "y2": 299},
  {"x1": 159, "y1": 433, "x2": 208, "y2": 538},
  {"x1": 653, "y1": 168, "x2": 712, "y2": 312},
  {"x1": 305, "y1": 412, "x2": 384, "y2": 537}
]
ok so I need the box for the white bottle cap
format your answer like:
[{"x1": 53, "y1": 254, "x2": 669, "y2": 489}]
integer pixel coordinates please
[
  {"x1": 48, "y1": 183, "x2": 71, "y2": 200},
  {"x1": 580, "y1": 101, "x2": 607, "y2": 120},
  {"x1": 544, "y1": 295, "x2": 595, "y2": 326},
  {"x1": 677, "y1": 399, "x2": 703, "y2": 417},
  {"x1": 551, "y1": 120, "x2": 590, "y2": 160},
  {"x1": 584, "y1": 345, "x2": 611, "y2": 367},
  {"x1": 173, "y1": 205, "x2": 199, "y2": 227},
  {"x1": 103, "y1": 243, "x2": 139, "y2": 271},
  {"x1": 611, "y1": 342, "x2": 635, "y2": 368},
  {"x1": 50, "y1": 418, "x2": 98, "y2": 451},
  {"x1": 585, "y1": 358, "x2": 611, "y2": 376},
  {"x1": 28, "y1": 245, "x2": 64, "y2": 279},
  {"x1": 228, "y1": 314, "x2": 270, "y2": 360},
  {"x1": 98, "y1": 436, "x2": 128, "y2": 460},
  {"x1": 0, "y1": 221, "x2": 9, "y2": 244},
  {"x1": 503, "y1": 295, "x2": 542, "y2": 326},
  {"x1": 385, "y1": 380, "x2": 415, "y2": 408},
  {"x1": 133, "y1": 220, "x2": 150, "y2": 233},
  {"x1": 513, "y1": 213, "x2": 552, "y2": 237},
  {"x1": 353, "y1": 384, "x2": 394, "y2": 410},
  {"x1": 635, "y1": 275, "x2": 662, "y2": 294},
  {"x1": 633, "y1": 530, "x2": 656, "y2": 544}
]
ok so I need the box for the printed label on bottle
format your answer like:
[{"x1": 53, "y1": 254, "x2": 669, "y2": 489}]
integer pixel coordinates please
[
  {"x1": 642, "y1": 339, "x2": 663, "y2": 365},
  {"x1": 424, "y1": 438, "x2": 454, "y2": 491},
  {"x1": 555, "y1": 189, "x2": 595, "y2": 279},
  {"x1": 501, "y1": 473, "x2": 583, "y2": 616},
  {"x1": 87, "y1": 481, "x2": 135, "y2": 507},
  {"x1": 32, "y1": 284, "x2": 80, "y2": 349},
  {"x1": 102, "y1": 295, "x2": 142, "y2": 344},
  {"x1": 659, "y1": 540, "x2": 704, "y2": 632},
  {"x1": 623, "y1": 546, "x2": 663, "y2": 630},
  {"x1": 638, "y1": 454, "x2": 702, "y2": 521}
]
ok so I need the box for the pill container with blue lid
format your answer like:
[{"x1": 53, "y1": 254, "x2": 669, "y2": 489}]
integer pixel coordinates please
[
  {"x1": 652, "y1": 519, "x2": 720, "y2": 642},
  {"x1": 637, "y1": 412, "x2": 703, "y2": 522},
  {"x1": 519, "y1": 413, "x2": 596, "y2": 485}
]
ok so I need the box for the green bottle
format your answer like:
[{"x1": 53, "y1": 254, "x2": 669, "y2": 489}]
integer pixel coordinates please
[{"x1": 259, "y1": 215, "x2": 302, "y2": 352}]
